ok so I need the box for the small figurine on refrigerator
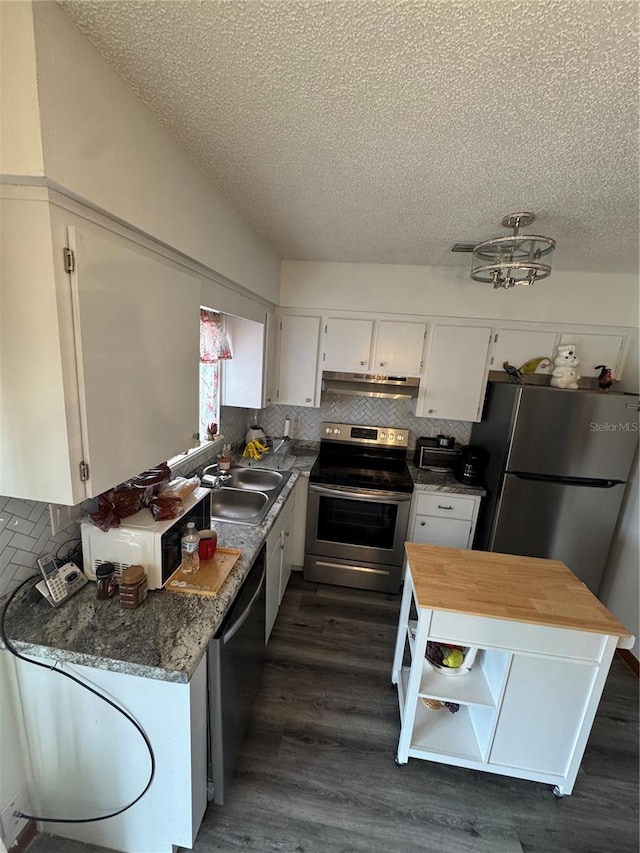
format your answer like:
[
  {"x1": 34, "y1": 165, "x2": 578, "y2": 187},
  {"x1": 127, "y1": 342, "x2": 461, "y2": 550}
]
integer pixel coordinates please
[
  {"x1": 594, "y1": 365, "x2": 614, "y2": 393},
  {"x1": 503, "y1": 361, "x2": 523, "y2": 384},
  {"x1": 550, "y1": 344, "x2": 581, "y2": 390}
]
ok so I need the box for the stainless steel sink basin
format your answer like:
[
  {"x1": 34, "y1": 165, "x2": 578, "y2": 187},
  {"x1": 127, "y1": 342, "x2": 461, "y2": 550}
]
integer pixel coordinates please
[
  {"x1": 207, "y1": 470, "x2": 293, "y2": 525},
  {"x1": 224, "y1": 467, "x2": 284, "y2": 491},
  {"x1": 209, "y1": 488, "x2": 268, "y2": 522}
]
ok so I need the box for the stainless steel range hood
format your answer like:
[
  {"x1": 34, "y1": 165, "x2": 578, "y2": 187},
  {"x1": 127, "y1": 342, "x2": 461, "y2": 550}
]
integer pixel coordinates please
[{"x1": 321, "y1": 371, "x2": 420, "y2": 400}]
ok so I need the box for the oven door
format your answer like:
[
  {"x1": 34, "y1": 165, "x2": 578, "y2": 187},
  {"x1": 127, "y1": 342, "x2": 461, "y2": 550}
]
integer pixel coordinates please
[{"x1": 305, "y1": 483, "x2": 412, "y2": 566}]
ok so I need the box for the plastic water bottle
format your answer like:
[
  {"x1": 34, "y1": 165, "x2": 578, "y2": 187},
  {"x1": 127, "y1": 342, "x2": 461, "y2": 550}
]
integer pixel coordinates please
[{"x1": 181, "y1": 522, "x2": 200, "y2": 575}]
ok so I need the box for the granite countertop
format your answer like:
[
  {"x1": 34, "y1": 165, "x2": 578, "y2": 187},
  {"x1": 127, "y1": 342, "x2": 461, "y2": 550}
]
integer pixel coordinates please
[
  {"x1": 406, "y1": 461, "x2": 486, "y2": 496},
  {"x1": 2, "y1": 469, "x2": 303, "y2": 685}
]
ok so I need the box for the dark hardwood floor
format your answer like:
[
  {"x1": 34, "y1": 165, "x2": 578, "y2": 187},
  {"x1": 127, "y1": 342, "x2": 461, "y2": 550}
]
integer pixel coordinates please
[{"x1": 29, "y1": 572, "x2": 639, "y2": 853}]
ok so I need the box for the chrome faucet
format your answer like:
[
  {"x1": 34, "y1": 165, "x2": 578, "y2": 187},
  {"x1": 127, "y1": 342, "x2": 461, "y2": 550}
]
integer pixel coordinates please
[{"x1": 202, "y1": 463, "x2": 232, "y2": 489}]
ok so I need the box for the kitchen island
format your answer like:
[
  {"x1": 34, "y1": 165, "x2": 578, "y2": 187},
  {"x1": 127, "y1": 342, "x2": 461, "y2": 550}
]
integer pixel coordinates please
[
  {"x1": 0, "y1": 469, "x2": 301, "y2": 853},
  {"x1": 392, "y1": 543, "x2": 634, "y2": 796}
]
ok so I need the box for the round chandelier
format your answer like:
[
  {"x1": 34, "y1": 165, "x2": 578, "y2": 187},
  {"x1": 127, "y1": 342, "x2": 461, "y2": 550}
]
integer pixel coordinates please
[{"x1": 471, "y1": 212, "x2": 556, "y2": 289}]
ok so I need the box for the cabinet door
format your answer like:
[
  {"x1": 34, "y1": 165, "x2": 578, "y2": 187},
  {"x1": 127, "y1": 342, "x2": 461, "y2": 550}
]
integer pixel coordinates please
[
  {"x1": 489, "y1": 655, "x2": 597, "y2": 776},
  {"x1": 490, "y1": 329, "x2": 557, "y2": 374},
  {"x1": 70, "y1": 222, "x2": 201, "y2": 499},
  {"x1": 222, "y1": 315, "x2": 265, "y2": 409},
  {"x1": 558, "y1": 333, "x2": 626, "y2": 379},
  {"x1": 411, "y1": 516, "x2": 472, "y2": 548},
  {"x1": 265, "y1": 534, "x2": 282, "y2": 643},
  {"x1": 277, "y1": 315, "x2": 321, "y2": 406},
  {"x1": 418, "y1": 325, "x2": 492, "y2": 422},
  {"x1": 374, "y1": 321, "x2": 425, "y2": 375},
  {"x1": 280, "y1": 515, "x2": 293, "y2": 605},
  {"x1": 290, "y1": 476, "x2": 309, "y2": 568},
  {"x1": 323, "y1": 318, "x2": 374, "y2": 371}
]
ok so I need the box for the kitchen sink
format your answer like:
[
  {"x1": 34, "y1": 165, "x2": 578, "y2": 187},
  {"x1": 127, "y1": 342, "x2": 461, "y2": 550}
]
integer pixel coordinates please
[
  {"x1": 223, "y1": 467, "x2": 284, "y2": 491},
  {"x1": 208, "y1": 470, "x2": 293, "y2": 525}
]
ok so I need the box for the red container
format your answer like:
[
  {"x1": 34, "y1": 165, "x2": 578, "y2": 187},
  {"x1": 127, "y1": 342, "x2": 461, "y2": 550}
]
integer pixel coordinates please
[{"x1": 199, "y1": 535, "x2": 217, "y2": 561}]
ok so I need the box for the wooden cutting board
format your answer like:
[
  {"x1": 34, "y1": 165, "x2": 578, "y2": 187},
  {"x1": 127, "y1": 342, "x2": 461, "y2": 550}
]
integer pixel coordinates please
[{"x1": 164, "y1": 547, "x2": 242, "y2": 597}]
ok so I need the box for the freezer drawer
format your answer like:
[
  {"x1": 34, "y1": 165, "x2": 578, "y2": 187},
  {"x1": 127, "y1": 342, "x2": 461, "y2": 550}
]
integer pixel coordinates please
[{"x1": 490, "y1": 474, "x2": 627, "y2": 594}]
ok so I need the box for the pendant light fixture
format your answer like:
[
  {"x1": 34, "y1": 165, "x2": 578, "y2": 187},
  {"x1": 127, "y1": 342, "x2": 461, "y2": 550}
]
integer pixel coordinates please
[{"x1": 469, "y1": 212, "x2": 556, "y2": 289}]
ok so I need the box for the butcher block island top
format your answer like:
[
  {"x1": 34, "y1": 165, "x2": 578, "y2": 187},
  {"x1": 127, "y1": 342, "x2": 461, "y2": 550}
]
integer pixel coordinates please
[{"x1": 404, "y1": 543, "x2": 633, "y2": 642}]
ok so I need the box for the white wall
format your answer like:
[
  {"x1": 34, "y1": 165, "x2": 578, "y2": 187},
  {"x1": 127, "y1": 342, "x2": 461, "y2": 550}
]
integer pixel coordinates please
[
  {"x1": 281, "y1": 261, "x2": 639, "y2": 327},
  {"x1": 0, "y1": 2, "x2": 44, "y2": 178},
  {"x1": 4, "y1": 1, "x2": 280, "y2": 304}
]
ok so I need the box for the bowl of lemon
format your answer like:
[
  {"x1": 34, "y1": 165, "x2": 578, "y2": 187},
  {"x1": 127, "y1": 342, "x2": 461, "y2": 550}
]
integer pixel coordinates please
[{"x1": 425, "y1": 642, "x2": 477, "y2": 677}]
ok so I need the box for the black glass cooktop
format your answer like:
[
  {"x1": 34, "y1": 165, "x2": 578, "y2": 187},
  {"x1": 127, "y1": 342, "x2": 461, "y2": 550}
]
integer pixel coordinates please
[{"x1": 310, "y1": 447, "x2": 414, "y2": 494}]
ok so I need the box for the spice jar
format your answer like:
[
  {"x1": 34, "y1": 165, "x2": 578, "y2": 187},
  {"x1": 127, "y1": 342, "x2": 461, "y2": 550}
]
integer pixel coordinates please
[
  {"x1": 120, "y1": 564, "x2": 148, "y2": 609},
  {"x1": 96, "y1": 562, "x2": 117, "y2": 600}
]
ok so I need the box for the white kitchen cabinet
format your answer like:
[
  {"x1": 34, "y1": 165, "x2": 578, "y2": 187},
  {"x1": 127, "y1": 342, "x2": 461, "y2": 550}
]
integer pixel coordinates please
[
  {"x1": 290, "y1": 474, "x2": 309, "y2": 568},
  {"x1": 558, "y1": 332, "x2": 626, "y2": 379},
  {"x1": 373, "y1": 320, "x2": 426, "y2": 374},
  {"x1": 9, "y1": 651, "x2": 207, "y2": 853},
  {"x1": 222, "y1": 314, "x2": 266, "y2": 409},
  {"x1": 408, "y1": 491, "x2": 481, "y2": 550},
  {"x1": 262, "y1": 310, "x2": 278, "y2": 406},
  {"x1": 392, "y1": 544, "x2": 633, "y2": 796},
  {"x1": 323, "y1": 318, "x2": 425, "y2": 375},
  {"x1": 323, "y1": 318, "x2": 374, "y2": 371},
  {"x1": 265, "y1": 485, "x2": 296, "y2": 642},
  {"x1": 415, "y1": 325, "x2": 492, "y2": 422},
  {"x1": 489, "y1": 329, "x2": 558, "y2": 374},
  {"x1": 276, "y1": 314, "x2": 322, "y2": 406},
  {"x1": 0, "y1": 190, "x2": 201, "y2": 505}
]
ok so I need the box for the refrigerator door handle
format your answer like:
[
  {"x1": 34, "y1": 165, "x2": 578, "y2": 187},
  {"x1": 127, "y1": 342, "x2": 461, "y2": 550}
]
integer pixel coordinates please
[{"x1": 512, "y1": 472, "x2": 624, "y2": 488}]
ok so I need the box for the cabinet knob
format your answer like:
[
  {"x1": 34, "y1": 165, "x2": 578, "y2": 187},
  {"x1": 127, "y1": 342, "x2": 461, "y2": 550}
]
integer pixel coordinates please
[
  {"x1": 428, "y1": 409, "x2": 435, "y2": 414},
  {"x1": 379, "y1": 361, "x2": 385, "y2": 367},
  {"x1": 305, "y1": 397, "x2": 312, "y2": 402},
  {"x1": 360, "y1": 361, "x2": 366, "y2": 366},
  {"x1": 420, "y1": 521, "x2": 426, "y2": 526}
]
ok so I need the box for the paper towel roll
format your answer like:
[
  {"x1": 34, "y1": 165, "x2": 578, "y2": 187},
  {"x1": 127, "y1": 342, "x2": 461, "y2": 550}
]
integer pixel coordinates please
[{"x1": 283, "y1": 417, "x2": 291, "y2": 438}]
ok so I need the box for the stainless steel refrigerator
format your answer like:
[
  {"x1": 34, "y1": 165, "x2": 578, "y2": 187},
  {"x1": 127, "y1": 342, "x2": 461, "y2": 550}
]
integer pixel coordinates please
[{"x1": 471, "y1": 381, "x2": 639, "y2": 595}]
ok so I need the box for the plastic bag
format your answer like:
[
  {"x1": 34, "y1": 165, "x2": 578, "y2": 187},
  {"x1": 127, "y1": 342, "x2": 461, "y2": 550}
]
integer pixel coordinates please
[
  {"x1": 90, "y1": 486, "x2": 145, "y2": 532},
  {"x1": 158, "y1": 476, "x2": 200, "y2": 501},
  {"x1": 148, "y1": 496, "x2": 183, "y2": 521},
  {"x1": 90, "y1": 463, "x2": 173, "y2": 531}
]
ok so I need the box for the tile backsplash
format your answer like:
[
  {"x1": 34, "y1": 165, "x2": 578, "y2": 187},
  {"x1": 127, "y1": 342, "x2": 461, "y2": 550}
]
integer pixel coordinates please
[
  {"x1": 0, "y1": 405, "x2": 248, "y2": 599},
  {"x1": 257, "y1": 395, "x2": 472, "y2": 450}
]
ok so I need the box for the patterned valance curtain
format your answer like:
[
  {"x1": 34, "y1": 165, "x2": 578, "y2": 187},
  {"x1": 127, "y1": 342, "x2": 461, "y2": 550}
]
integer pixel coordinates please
[{"x1": 200, "y1": 309, "x2": 232, "y2": 362}]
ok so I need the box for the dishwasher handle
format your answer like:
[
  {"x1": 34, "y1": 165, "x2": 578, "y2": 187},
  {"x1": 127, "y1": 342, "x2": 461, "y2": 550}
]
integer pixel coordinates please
[{"x1": 220, "y1": 563, "x2": 265, "y2": 645}]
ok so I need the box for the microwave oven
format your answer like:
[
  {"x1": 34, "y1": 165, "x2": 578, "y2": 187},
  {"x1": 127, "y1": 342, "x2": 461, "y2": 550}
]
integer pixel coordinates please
[{"x1": 81, "y1": 487, "x2": 212, "y2": 590}]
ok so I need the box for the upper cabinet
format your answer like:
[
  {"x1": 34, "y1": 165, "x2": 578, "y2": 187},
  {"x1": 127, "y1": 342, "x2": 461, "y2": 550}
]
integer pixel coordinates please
[
  {"x1": 275, "y1": 315, "x2": 322, "y2": 407},
  {"x1": 323, "y1": 318, "x2": 374, "y2": 371},
  {"x1": 489, "y1": 329, "x2": 558, "y2": 375},
  {"x1": 415, "y1": 325, "x2": 492, "y2": 422},
  {"x1": 1, "y1": 191, "x2": 201, "y2": 505},
  {"x1": 323, "y1": 318, "x2": 425, "y2": 375},
  {"x1": 558, "y1": 333, "x2": 626, "y2": 379}
]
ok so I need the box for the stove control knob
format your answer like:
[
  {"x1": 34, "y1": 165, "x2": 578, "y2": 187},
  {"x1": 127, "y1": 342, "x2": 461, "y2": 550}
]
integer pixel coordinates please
[
  {"x1": 380, "y1": 432, "x2": 386, "y2": 439},
  {"x1": 325, "y1": 427, "x2": 332, "y2": 434},
  {"x1": 333, "y1": 428, "x2": 340, "y2": 435},
  {"x1": 388, "y1": 434, "x2": 394, "y2": 441}
]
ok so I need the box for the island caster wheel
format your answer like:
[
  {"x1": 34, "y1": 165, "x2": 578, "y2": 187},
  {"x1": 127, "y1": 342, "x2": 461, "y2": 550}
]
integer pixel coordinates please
[
  {"x1": 551, "y1": 785, "x2": 564, "y2": 799},
  {"x1": 394, "y1": 754, "x2": 402, "y2": 766}
]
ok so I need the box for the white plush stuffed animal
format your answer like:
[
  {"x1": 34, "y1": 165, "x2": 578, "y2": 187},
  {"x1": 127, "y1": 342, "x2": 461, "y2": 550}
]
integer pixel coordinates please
[{"x1": 550, "y1": 344, "x2": 581, "y2": 389}]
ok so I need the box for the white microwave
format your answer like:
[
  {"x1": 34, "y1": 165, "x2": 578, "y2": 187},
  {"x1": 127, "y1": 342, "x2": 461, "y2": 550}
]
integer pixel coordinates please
[{"x1": 81, "y1": 487, "x2": 212, "y2": 590}]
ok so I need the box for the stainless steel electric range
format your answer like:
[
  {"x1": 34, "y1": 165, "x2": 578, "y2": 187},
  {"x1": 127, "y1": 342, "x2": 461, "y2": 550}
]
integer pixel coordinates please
[{"x1": 304, "y1": 422, "x2": 414, "y2": 593}]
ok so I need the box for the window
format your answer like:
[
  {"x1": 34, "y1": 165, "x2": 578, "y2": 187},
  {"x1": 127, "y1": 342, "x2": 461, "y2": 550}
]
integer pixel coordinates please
[{"x1": 200, "y1": 309, "x2": 232, "y2": 439}]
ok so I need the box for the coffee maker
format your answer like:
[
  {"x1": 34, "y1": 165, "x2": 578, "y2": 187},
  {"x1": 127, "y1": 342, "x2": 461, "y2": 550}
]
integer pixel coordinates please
[{"x1": 454, "y1": 446, "x2": 488, "y2": 486}]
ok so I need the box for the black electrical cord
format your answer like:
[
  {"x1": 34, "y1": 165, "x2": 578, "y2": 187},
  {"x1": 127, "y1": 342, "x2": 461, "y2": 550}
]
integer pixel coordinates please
[{"x1": 0, "y1": 552, "x2": 156, "y2": 824}]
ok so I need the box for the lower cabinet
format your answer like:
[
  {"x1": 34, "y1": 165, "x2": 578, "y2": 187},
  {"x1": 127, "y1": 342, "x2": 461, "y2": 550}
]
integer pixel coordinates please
[
  {"x1": 265, "y1": 486, "x2": 296, "y2": 642},
  {"x1": 409, "y1": 490, "x2": 481, "y2": 549}
]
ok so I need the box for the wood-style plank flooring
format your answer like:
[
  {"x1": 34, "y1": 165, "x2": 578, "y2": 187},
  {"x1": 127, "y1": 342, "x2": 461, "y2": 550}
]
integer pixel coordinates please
[{"x1": 29, "y1": 572, "x2": 639, "y2": 853}]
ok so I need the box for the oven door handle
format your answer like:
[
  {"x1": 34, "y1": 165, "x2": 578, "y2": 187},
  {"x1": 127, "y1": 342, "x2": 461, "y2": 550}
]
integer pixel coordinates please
[{"x1": 309, "y1": 484, "x2": 413, "y2": 503}]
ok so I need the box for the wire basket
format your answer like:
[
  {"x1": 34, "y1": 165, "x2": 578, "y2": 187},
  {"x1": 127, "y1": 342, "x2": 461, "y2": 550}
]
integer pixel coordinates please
[{"x1": 425, "y1": 642, "x2": 478, "y2": 677}]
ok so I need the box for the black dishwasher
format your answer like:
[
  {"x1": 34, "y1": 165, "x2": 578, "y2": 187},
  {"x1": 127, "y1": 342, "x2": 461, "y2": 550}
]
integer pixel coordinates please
[{"x1": 208, "y1": 545, "x2": 266, "y2": 805}]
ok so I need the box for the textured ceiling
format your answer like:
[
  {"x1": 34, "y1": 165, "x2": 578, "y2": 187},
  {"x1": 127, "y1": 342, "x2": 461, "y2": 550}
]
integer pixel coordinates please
[{"x1": 59, "y1": 0, "x2": 639, "y2": 273}]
